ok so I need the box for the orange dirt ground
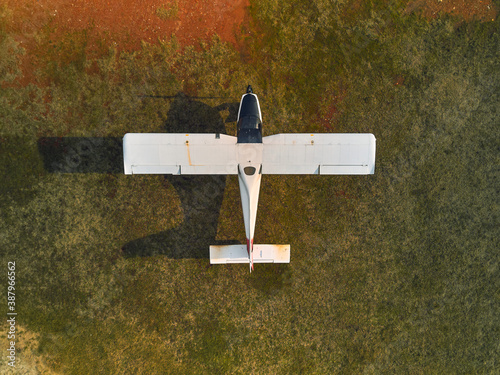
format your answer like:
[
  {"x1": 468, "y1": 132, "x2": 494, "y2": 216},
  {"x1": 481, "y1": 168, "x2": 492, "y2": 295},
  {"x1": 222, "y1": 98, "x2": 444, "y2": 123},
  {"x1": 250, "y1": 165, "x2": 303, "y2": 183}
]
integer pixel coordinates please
[
  {"x1": 2, "y1": 0, "x2": 251, "y2": 84},
  {"x1": 4, "y1": 0, "x2": 250, "y2": 49}
]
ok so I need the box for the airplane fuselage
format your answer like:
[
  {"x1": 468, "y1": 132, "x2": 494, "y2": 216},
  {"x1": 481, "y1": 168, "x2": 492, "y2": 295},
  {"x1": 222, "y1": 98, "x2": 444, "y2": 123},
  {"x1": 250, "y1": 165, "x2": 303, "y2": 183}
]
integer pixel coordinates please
[{"x1": 236, "y1": 86, "x2": 264, "y2": 270}]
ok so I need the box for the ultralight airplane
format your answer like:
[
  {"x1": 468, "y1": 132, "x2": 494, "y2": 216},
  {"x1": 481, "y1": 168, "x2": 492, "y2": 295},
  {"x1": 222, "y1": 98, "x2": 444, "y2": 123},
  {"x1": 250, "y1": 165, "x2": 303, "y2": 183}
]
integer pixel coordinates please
[{"x1": 123, "y1": 86, "x2": 376, "y2": 271}]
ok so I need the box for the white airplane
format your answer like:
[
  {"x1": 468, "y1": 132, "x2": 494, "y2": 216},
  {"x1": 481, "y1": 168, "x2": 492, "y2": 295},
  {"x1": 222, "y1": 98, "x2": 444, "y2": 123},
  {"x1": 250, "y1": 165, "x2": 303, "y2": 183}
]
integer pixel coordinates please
[{"x1": 123, "y1": 86, "x2": 376, "y2": 271}]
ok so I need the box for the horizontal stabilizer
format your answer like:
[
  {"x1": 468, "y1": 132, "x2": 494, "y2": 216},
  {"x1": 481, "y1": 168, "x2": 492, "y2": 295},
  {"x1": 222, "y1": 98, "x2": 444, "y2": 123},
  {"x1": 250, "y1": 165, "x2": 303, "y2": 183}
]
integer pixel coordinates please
[{"x1": 210, "y1": 245, "x2": 290, "y2": 264}]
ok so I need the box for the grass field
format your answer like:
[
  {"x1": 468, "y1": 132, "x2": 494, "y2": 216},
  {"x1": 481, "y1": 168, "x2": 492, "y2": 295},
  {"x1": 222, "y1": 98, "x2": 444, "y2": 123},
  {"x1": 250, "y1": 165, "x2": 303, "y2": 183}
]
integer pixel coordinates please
[{"x1": 0, "y1": 0, "x2": 499, "y2": 373}]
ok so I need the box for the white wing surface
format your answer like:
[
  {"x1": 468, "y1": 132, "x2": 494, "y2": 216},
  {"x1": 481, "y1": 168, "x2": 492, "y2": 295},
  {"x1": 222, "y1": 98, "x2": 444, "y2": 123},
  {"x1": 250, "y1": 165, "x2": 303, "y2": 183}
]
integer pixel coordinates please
[
  {"x1": 262, "y1": 133, "x2": 376, "y2": 175},
  {"x1": 123, "y1": 133, "x2": 238, "y2": 175}
]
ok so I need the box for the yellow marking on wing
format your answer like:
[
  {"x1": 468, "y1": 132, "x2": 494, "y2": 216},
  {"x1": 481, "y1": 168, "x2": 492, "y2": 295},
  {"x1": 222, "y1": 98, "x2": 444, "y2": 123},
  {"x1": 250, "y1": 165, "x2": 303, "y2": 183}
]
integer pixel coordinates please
[
  {"x1": 185, "y1": 141, "x2": 203, "y2": 166},
  {"x1": 186, "y1": 141, "x2": 192, "y2": 166}
]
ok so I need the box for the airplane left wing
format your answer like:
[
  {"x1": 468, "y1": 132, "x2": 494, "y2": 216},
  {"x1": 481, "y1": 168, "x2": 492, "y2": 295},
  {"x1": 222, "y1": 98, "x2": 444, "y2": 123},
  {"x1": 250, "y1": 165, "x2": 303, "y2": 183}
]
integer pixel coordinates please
[{"x1": 123, "y1": 133, "x2": 238, "y2": 175}]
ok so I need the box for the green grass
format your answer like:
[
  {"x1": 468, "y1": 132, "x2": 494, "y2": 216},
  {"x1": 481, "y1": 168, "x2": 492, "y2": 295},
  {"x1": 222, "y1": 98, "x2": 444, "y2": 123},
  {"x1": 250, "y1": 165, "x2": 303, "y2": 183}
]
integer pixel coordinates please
[
  {"x1": 1, "y1": 1, "x2": 499, "y2": 373},
  {"x1": 156, "y1": 1, "x2": 179, "y2": 21}
]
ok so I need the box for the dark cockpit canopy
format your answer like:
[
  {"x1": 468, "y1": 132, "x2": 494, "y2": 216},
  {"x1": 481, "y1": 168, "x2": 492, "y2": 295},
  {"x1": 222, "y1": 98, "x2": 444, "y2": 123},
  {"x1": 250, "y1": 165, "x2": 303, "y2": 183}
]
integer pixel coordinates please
[
  {"x1": 237, "y1": 91, "x2": 262, "y2": 143},
  {"x1": 239, "y1": 115, "x2": 260, "y2": 130}
]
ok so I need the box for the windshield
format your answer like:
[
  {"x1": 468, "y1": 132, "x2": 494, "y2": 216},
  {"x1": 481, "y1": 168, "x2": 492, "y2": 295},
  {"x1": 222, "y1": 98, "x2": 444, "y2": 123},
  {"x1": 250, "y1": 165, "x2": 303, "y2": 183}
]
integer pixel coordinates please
[{"x1": 238, "y1": 115, "x2": 261, "y2": 129}]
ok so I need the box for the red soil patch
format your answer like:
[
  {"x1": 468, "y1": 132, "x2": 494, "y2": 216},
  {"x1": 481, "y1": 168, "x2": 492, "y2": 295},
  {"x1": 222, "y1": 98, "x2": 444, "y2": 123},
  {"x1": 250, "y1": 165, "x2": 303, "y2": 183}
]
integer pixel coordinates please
[
  {"x1": 2, "y1": 0, "x2": 250, "y2": 84},
  {"x1": 4, "y1": 0, "x2": 250, "y2": 49},
  {"x1": 405, "y1": 0, "x2": 498, "y2": 22}
]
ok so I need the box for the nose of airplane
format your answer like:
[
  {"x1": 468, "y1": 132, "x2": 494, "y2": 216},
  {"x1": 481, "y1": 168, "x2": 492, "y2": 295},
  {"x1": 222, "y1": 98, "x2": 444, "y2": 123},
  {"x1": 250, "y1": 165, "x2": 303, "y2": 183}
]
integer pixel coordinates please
[{"x1": 246, "y1": 85, "x2": 253, "y2": 93}]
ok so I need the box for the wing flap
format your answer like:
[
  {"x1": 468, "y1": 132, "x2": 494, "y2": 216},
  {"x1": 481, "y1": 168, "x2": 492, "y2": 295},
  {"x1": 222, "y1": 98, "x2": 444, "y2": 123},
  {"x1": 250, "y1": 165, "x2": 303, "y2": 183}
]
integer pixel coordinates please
[{"x1": 132, "y1": 165, "x2": 180, "y2": 174}]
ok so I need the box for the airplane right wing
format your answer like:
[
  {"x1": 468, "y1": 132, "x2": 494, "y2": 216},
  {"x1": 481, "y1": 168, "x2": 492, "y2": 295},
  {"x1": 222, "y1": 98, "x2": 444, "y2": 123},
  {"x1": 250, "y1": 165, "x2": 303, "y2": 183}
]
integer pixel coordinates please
[{"x1": 262, "y1": 133, "x2": 376, "y2": 175}]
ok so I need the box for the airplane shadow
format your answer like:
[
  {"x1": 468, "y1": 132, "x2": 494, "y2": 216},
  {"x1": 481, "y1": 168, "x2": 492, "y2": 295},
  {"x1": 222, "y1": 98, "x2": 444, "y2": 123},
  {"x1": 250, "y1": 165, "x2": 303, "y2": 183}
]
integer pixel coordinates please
[
  {"x1": 38, "y1": 95, "x2": 241, "y2": 259},
  {"x1": 123, "y1": 173, "x2": 240, "y2": 258},
  {"x1": 37, "y1": 136, "x2": 123, "y2": 173}
]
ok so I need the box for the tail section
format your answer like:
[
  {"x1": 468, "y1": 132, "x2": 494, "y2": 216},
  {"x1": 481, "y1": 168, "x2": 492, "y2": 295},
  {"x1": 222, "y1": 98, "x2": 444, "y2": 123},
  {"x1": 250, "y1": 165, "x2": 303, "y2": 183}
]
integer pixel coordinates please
[{"x1": 210, "y1": 244, "x2": 290, "y2": 272}]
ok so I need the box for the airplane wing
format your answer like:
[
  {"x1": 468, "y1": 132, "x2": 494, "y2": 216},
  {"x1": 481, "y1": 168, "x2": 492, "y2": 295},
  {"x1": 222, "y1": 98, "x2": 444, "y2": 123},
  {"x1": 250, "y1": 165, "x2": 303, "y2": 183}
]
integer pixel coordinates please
[
  {"x1": 262, "y1": 133, "x2": 376, "y2": 175},
  {"x1": 123, "y1": 133, "x2": 238, "y2": 175}
]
